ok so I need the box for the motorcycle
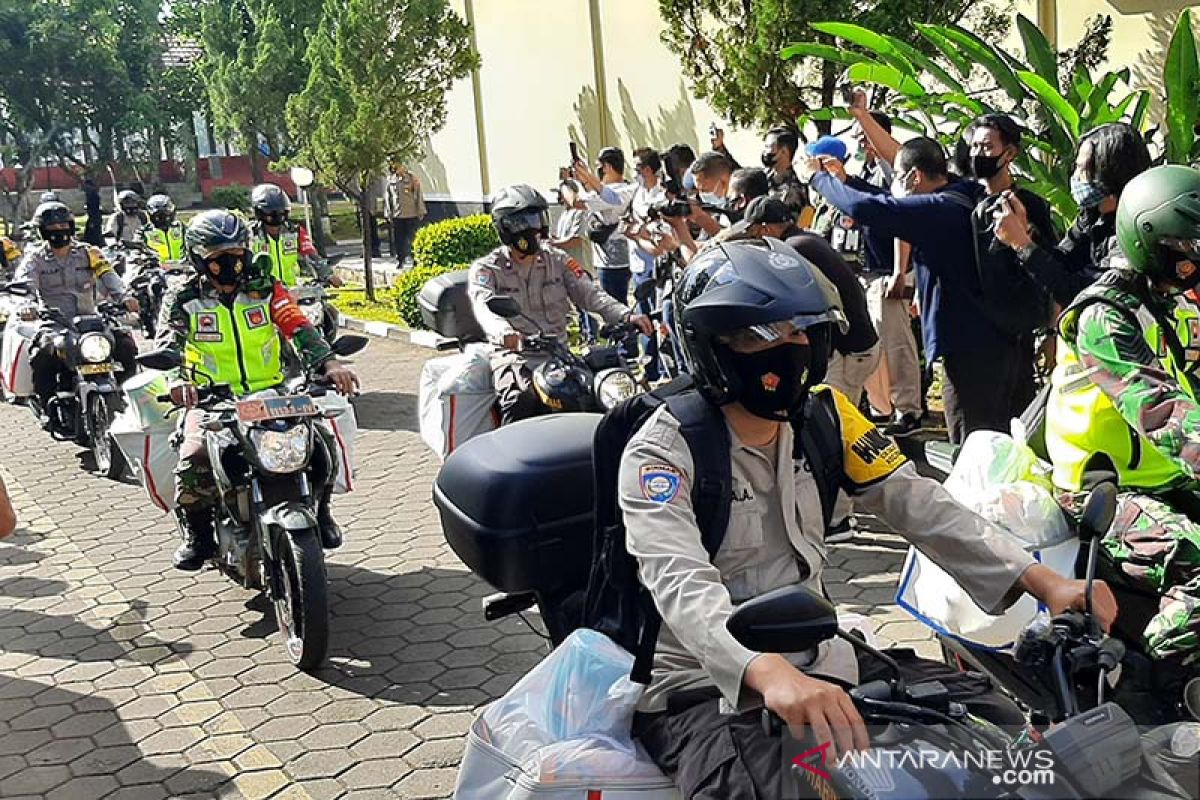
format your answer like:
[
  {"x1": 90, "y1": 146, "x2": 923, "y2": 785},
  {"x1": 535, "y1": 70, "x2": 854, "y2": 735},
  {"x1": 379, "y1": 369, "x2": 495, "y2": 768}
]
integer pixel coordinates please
[
  {"x1": 138, "y1": 334, "x2": 368, "y2": 670},
  {"x1": 124, "y1": 252, "x2": 188, "y2": 339},
  {"x1": 24, "y1": 301, "x2": 134, "y2": 478},
  {"x1": 292, "y1": 279, "x2": 341, "y2": 345},
  {"x1": 436, "y1": 415, "x2": 1195, "y2": 798}
]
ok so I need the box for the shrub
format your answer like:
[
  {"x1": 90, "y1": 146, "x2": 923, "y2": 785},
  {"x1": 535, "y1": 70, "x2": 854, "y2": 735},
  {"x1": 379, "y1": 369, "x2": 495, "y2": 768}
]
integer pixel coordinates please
[
  {"x1": 207, "y1": 184, "x2": 251, "y2": 211},
  {"x1": 411, "y1": 214, "x2": 497, "y2": 269},
  {"x1": 393, "y1": 262, "x2": 466, "y2": 328}
]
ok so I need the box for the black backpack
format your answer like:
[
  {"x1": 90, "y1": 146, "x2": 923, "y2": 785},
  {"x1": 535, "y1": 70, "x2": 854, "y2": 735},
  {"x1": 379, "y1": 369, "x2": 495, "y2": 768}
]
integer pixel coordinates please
[{"x1": 583, "y1": 376, "x2": 845, "y2": 684}]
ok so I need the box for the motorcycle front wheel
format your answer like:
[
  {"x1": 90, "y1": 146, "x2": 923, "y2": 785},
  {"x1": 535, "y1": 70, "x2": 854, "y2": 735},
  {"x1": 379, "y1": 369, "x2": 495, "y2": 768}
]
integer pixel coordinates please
[
  {"x1": 88, "y1": 393, "x2": 125, "y2": 479},
  {"x1": 272, "y1": 529, "x2": 330, "y2": 670}
]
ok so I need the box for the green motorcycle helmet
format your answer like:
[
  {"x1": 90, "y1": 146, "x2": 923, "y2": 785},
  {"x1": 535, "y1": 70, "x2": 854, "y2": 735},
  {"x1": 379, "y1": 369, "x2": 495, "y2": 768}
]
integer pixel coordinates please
[{"x1": 1116, "y1": 164, "x2": 1200, "y2": 287}]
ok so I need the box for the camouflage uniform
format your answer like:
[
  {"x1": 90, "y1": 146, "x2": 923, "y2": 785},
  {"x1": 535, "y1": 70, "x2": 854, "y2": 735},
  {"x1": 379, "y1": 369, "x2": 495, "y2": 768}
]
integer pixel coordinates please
[
  {"x1": 1053, "y1": 269, "x2": 1200, "y2": 663},
  {"x1": 156, "y1": 256, "x2": 335, "y2": 511}
]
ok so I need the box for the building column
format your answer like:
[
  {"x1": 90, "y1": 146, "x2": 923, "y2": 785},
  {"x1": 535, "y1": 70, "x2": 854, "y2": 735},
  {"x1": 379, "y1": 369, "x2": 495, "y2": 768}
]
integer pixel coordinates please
[
  {"x1": 1036, "y1": 0, "x2": 1058, "y2": 47},
  {"x1": 463, "y1": 0, "x2": 491, "y2": 200},
  {"x1": 588, "y1": 0, "x2": 612, "y2": 146}
]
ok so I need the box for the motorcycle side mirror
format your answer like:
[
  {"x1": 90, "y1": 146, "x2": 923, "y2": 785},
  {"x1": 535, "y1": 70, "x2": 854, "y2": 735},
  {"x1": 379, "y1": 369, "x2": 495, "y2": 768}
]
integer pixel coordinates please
[
  {"x1": 1079, "y1": 483, "x2": 1117, "y2": 543},
  {"x1": 633, "y1": 280, "x2": 657, "y2": 304},
  {"x1": 137, "y1": 349, "x2": 183, "y2": 371},
  {"x1": 486, "y1": 296, "x2": 523, "y2": 320},
  {"x1": 330, "y1": 335, "x2": 368, "y2": 357},
  {"x1": 727, "y1": 585, "x2": 838, "y2": 653}
]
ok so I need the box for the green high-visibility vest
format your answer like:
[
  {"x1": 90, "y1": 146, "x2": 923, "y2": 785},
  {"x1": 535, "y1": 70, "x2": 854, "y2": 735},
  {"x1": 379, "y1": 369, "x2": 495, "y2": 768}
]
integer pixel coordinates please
[
  {"x1": 184, "y1": 294, "x2": 283, "y2": 395},
  {"x1": 251, "y1": 229, "x2": 301, "y2": 286},
  {"x1": 144, "y1": 223, "x2": 186, "y2": 263}
]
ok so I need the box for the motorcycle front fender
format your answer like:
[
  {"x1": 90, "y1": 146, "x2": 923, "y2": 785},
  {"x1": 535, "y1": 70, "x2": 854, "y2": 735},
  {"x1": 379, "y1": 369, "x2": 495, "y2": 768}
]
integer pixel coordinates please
[{"x1": 258, "y1": 502, "x2": 319, "y2": 560}]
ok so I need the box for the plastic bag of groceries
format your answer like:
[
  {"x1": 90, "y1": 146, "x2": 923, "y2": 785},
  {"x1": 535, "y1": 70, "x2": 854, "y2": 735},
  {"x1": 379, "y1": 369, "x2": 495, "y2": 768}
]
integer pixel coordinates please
[
  {"x1": 454, "y1": 628, "x2": 677, "y2": 799},
  {"x1": 897, "y1": 429, "x2": 1075, "y2": 650}
]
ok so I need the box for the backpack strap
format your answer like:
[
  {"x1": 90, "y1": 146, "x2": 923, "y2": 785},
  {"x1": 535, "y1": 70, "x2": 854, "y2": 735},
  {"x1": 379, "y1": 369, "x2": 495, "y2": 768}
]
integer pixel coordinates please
[
  {"x1": 664, "y1": 390, "x2": 732, "y2": 557},
  {"x1": 795, "y1": 389, "x2": 846, "y2": 531}
]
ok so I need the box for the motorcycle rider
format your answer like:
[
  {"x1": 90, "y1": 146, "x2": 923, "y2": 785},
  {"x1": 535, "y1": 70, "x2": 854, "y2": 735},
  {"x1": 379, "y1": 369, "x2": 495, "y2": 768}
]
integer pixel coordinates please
[
  {"x1": 106, "y1": 190, "x2": 149, "y2": 246},
  {"x1": 141, "y1": 194, "x2": 187, "y2": 264},
  {"x1": 16, "y1": 202, "x2": 140, "y2": 416},
  {"x1": 158, "y1": 210, "x2": 357, "y2": 570},
  {"x1": 620, "y1": 238, "x2": 1116, "y2": 794},
  {"x1": 1046, "y1": 164, "x2": 1200, "y2": 665},
  {"x1": 467, "y1": 184, "x2": 652, "y2": 423},
  {"x1": 248, "y1": 183, "x2": 342, "y2": 288}
]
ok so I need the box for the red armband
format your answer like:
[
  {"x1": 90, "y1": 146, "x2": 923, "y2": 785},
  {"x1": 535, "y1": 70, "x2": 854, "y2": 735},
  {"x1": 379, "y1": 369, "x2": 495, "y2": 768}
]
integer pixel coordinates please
[
  {"x1": 298, "y1": 226, "x2": 319, "y2": 257},
  {"x1": 270, "y1": 282, "x2": 311, "y2": 338}
]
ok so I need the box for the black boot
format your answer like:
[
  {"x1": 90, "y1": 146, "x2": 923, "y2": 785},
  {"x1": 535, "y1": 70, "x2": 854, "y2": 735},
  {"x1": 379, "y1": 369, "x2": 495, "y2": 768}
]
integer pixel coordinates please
[
  {"x1": 316, "y1": 488, "x2": 342, "y2": 550},
  {"x1": 174, "y1": 509, "x2": 217, "y2": 571}
]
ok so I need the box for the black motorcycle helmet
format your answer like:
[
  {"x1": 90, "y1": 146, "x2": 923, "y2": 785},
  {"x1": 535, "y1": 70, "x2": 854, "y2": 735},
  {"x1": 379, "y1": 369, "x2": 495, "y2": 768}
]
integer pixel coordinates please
[
  {"x1": 676, "y1": 237, "x2": 846, "y2": 408},
  {"x1": 117, "y1": 190, "x2": 142, "y2": 214},
  {"x1": 185, "y1": 210, "x2": 251, "y2": 280},
  {"x1": 490, "y1": 184, "x2": 549, "y2": 249},
  {"x1": 33, "y1": 201, "x2": 76, "y2": 240},
  {"x1": 146, "y1": 194, "x2": 176, "y2": 227},
  {"x1": 251, "y1": 183, "x2": 292, "y2": 226}
]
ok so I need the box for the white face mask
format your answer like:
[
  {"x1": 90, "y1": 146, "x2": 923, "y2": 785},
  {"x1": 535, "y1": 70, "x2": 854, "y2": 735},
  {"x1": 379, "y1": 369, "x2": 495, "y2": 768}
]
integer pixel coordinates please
[
  {"x1": 700, "y1": 192, "x2": 727, "y2": 208},
  {"x1": 891, "y1": 169, "x2": 916, "y2": 199}
]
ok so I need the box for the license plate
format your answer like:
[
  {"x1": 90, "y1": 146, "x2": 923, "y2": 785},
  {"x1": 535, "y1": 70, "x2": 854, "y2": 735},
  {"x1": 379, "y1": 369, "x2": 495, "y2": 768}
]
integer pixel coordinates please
[
  {"x1": 236, "y1": 395, "x2": 317, "y2": 423},
  {"x1": 79, "y1": 362, "x2": 114, "y2": 375}
]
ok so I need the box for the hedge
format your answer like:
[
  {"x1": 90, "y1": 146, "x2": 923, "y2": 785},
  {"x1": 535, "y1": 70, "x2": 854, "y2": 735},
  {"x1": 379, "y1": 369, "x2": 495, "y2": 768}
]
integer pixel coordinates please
[
  {"x1": 411, "y1": 214, "x2": 497, "y2": 270},
  {"x1": 393, "y1": 263, "x2": 467, "y2": 329},
  {"x1": 208, "y1": 184, "x2": 251, "y2": 211}
]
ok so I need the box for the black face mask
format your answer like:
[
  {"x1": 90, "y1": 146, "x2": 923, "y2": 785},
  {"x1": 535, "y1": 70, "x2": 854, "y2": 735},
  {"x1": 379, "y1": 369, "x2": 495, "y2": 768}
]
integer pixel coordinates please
[
  {"x1": 45, "y1": 230, "x2": 73, "y2": 248},
  {"x1": 761, "y1": 151, "x2": 777, "y2": 169},
  {"x1": 261, "y1": 211, "x2": 287, "y2": 227},
  {"x1": 725, "y1": 342, "x2": 812, "y2": 421},
  {"x1": 205, "y1": 252, "x2": 247, "y2": 288},
  {"x1": 971, "y1": 154, "x2": 1005, "y2": 180},
  {"x1": 509, "y1": 229, "x2": 542, "y2": 257}
]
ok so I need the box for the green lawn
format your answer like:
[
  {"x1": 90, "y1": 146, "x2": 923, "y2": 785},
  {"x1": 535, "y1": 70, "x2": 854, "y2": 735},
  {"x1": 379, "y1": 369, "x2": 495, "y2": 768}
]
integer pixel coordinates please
[{"x1": 328, "y1": 285, "x2": 405, "y2": 327}]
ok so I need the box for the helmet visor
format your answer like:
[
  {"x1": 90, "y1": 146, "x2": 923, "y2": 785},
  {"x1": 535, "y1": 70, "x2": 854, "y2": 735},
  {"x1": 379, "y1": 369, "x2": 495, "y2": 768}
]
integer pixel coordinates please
[
  {"x1": 497, "y1": 210, "x2": 548, "y2": 236},
  {"x1": 717, "y1": 309, "x2": 847, "y2": 350}
]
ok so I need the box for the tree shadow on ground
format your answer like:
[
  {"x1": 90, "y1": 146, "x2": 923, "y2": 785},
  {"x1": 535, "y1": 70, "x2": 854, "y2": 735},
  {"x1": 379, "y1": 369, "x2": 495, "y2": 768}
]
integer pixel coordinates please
[
  {"x1": 0, "y1": 675, "x2": 230, "y2": 798},
  {"x1": 0, "y1": 599, "x2": 193, "y2": 665},
  {"x1": 352, "y1": 391, "x2": 419, "y2": 433}
]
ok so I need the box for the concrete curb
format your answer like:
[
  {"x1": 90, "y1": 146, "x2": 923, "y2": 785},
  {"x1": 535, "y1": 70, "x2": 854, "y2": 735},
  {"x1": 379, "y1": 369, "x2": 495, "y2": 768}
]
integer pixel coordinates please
[{"x1": 339, "y1": 314, "x2": 443, "y2": 349}]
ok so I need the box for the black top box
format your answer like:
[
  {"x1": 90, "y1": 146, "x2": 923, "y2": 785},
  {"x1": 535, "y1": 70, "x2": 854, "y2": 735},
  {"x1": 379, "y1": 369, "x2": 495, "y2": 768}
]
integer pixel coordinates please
[
  {"x1": 418, "y1": 269, "x2": 485, "y2": 342},
  {"x1": 433, "y1": 413, "x2": 600, "y2": 597}
]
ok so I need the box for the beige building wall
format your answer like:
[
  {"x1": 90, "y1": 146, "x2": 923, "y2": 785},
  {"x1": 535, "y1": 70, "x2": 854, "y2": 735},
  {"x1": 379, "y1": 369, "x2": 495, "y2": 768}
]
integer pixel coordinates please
[{"x1": 417, "y1": 0, "x2": 765, "y2": 205}]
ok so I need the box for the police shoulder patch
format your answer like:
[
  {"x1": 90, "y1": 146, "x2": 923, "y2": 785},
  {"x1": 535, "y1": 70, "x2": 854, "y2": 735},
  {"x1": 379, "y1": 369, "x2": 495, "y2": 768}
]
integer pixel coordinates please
[
  {"x1": 565, "y1": 256, "x2": 585, "y2": 278},
  {"x1": 640, "y1": 464, "x2": 682, "y2": 504}
]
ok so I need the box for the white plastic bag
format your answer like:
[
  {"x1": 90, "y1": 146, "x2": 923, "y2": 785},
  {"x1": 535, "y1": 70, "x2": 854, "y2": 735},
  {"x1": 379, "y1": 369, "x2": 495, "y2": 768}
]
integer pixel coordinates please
[
  {"x1": 455, "y1": 629, "x2": 677, "y2": 799},
  {"x1": 897, "y1": 430, "x2": 1076, "y2": 650},
  {"x1": 418, "y1": 344, "x2": 497, "y2": 460},
  {"x1": 315, "y1": 392, "x2": 358, "y2": 494},
  {"x1": 110, "y1": 371, "x2": 179, "y2": 512}
]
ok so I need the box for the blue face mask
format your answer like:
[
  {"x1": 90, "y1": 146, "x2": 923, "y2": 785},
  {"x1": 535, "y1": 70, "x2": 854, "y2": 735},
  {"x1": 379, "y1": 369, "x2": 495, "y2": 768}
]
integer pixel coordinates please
[
  {"x1": 1071, "y1": 175, "x2": 1108, "y2": 210},
  {"x1": 683, "y1": 171, "x2": 696, "y2": 191}
]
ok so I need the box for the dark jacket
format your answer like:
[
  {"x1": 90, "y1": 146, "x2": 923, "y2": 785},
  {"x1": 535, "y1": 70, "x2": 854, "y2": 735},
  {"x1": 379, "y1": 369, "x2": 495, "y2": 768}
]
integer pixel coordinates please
[{"x1": 781, "y1": 226, "x2": 878, "y2": 355}]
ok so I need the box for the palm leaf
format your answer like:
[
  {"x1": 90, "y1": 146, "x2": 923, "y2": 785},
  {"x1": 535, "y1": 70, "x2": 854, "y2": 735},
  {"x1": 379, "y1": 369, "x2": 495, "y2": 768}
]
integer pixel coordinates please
[
  {"x1": 1164, "y1": 8, "x2": 1200, "y2": 163},
  {"x1": 886, "y1": 35, "x2": 965, "y2": 93},
  {"x1": 780, "y1": 41, "x2": 867, "y2": 67},
  {"x1": 935, "y1": 24, "x2": 1028, "y2": 102},
  {"x1": 810, "y1": 22, "x2": 914, "y2": 74},
  {"x1": 1017, "y1": 70, "x2": 1079, "y2": 137},
  {"x1": 1016, "y1": 13, "x2": 1058, "y2": 88},
  {"x1": 914, "y1": 23, "x2": 972, "y2": 79},
  {"x1": 847, "y1": 62, "x2": 926, "y2": 98}
]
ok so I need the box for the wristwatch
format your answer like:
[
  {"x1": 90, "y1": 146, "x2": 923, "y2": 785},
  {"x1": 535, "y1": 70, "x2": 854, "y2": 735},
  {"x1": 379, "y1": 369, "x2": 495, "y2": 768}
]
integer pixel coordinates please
[{"x1": 1014, "y1": 241, "x2": 1037, "y2": 262}]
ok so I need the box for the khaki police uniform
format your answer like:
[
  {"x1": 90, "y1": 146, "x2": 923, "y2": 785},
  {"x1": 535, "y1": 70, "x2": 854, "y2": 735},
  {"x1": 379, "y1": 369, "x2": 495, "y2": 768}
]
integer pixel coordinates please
[
  {"x1": 468, "y1": 245, "x2": 630, "y2": 422},
  {"x1": 15, "y1": 242, "x2": 136, "y2": 402},
  {"x1": 620, "y1": 387, "x2": 1037, "y2": 796}
]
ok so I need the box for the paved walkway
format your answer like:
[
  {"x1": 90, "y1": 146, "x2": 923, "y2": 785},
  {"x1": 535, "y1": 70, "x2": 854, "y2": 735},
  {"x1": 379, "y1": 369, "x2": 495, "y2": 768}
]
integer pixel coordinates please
[{"x1": 0, "y1": 336, "x2": 933, "y2": 799}]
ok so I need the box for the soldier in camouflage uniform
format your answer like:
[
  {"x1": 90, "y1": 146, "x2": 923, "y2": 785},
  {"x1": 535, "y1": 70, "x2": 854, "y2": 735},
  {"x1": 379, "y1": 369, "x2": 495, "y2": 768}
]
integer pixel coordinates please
[
  {"x1": 1046, "y1": 165, "x2": 1200, "y2": 664},
  {"x1": 157, "y1": 210, "x2": 358, "y2": 570}
]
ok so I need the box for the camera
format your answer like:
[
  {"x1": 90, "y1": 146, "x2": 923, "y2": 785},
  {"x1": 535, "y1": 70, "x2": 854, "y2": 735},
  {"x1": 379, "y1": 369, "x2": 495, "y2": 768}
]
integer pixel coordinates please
[{"x1": 650, "y1": 198, "x2": 692, "y2": 219}]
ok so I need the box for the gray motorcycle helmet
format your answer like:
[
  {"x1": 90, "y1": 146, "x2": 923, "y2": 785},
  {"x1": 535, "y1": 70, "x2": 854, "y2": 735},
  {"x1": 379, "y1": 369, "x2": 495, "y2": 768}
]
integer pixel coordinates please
[
  {"x1": 33, "y1": 201, "x2": 76, "y2": 239},
  {"x1": 251, "y1": 183, "x2": 291, "y2": 225},
  {"x1": 490, "y1": 184, "x2": 549, "y2": 247},
  {"x1": 146, "y1": 194, "x2": 176, "y2": 227},
  {"x1": 117, "y1": 190, "x2": 142, "y2": 214},
  {"x1": 185, "y1": 210, "x2": 250, "y2": 260}
]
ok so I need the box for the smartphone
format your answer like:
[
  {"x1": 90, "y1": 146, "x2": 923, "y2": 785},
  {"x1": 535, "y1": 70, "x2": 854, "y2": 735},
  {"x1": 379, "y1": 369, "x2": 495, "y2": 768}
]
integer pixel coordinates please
[
  {"x1": 709, "y1": 122, "x2": 720, "y2": 140},
  {"x1": 839, "y1": 83, "x2": 856, "y2": 105},
  {"x1": 569, "y1": 141, "x2": 580, "y2": 165}
]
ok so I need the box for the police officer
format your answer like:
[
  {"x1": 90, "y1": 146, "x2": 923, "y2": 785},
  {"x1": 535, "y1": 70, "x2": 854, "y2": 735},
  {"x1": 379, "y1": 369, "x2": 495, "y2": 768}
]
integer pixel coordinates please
[
  {"x1": 17, "y1": 202, "x2": 140, "y2": 413},
  {"x1": 106, "y1": 190, "x2": 148, "y2": 246},
  {"x1": 467, "y1": 184, "x2": 652, "y2": 423},
  {"x1": 158, "y1": 211, "x2": 357, "y2": 569},
  {"x1": 620, "y1": 238, "x2": 1115, "y2": 795},
  {"x1": 248, "y1": 183, "x2": 341, "y2": 288},
  {"x1": 141, "y1": 194, "x2": 187, "y2": 264},
  {"x1": 1046, "y1": 164, "x2": 1200, "y2": 664}
]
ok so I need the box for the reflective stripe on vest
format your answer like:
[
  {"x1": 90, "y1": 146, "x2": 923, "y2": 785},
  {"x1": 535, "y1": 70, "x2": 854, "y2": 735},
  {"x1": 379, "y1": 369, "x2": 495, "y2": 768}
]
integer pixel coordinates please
[
  {"x1": 252, "y1": 231, "x2": 300, "y2": 286},
  {"x1": 183, "y1": 295, "x2": 283, "y2": 395},
  {"x1": 1047, "y1": 298, "x2": 1197, "y2": 492}
]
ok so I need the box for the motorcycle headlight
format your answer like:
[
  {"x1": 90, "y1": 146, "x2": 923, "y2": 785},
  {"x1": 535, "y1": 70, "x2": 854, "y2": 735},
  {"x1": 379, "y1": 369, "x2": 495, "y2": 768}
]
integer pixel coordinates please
[
  {"x1": 79, "y1": 333, "x2": 113, "y2": 363},
  {"x1": 249, "y1": 426, "x2": 311, "y2": 474},
  {"x1": 595, "y1": 369, "x2": 638, "y2": 409}
]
